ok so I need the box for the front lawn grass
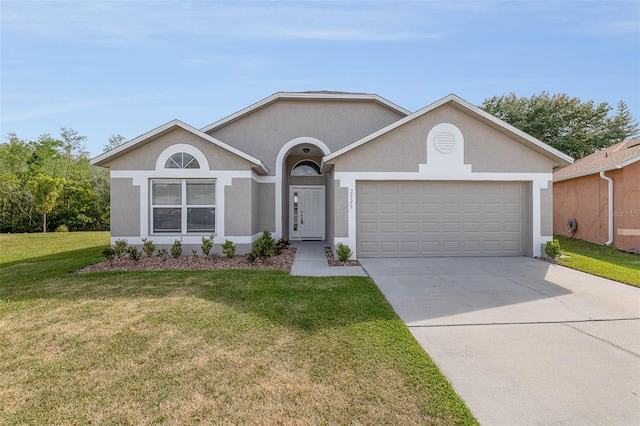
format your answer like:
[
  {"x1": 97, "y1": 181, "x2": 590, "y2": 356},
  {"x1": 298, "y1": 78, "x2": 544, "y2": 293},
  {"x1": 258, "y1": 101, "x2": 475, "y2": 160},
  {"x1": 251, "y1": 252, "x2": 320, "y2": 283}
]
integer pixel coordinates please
[
  {"x1": 0, "y1": 232, "x2": 476, "y2": 425},
  {"x1": 557, "y1": 236, "x2": 640, "y2": 288}
]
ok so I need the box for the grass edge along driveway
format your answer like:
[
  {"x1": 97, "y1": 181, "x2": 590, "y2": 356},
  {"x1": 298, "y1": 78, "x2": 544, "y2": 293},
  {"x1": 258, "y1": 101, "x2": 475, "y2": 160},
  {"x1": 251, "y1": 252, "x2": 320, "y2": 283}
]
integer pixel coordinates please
[
  {"x1": 557, "y1": 236, "x2": 640, "y2": 288},
  {"x1": 0, "y1": 232, "x2": 477, "y2": 425}
]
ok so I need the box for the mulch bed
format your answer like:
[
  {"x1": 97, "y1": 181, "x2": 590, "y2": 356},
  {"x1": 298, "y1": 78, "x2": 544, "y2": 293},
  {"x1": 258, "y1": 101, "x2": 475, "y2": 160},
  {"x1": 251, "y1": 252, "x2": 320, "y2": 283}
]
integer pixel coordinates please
[
  {"x1": 76, "y1": 248, "x2": 297, "y2": 273},
  {"x1": 324, "y1": 246, "x2": 361, "y2": 267}
]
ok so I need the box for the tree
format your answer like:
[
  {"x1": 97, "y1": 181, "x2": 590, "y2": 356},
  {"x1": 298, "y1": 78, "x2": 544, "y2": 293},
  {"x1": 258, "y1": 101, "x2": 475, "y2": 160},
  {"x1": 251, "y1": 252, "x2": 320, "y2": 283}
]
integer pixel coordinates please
[
  {"x1": 103, "y1": 134, "x2": 127, "y2": 153},
  {"x1": 27, "y1": 173, "x2": 65, "y2": 232},
  {"x1": 481, "y1": 92, "x2": 639, "y2": 159}
]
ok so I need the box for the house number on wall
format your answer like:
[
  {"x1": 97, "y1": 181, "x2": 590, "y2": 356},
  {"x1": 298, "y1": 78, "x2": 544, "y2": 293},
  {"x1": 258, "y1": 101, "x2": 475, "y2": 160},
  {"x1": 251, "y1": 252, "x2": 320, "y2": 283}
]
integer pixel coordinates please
[{"x1": 349, "y1": 189, "x2": 354, "y2": 210}]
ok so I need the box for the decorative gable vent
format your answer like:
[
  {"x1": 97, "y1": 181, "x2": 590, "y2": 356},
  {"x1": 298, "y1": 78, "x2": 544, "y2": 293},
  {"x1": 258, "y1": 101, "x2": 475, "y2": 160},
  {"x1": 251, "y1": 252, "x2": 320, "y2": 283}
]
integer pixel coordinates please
[{"x1": 434, "y1": 131, "x2": 456, "y2": 153}]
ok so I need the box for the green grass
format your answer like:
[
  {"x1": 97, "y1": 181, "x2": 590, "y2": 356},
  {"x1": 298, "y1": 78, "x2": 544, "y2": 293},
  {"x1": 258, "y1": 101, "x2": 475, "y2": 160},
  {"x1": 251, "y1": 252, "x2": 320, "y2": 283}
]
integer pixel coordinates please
[
  {"x1": 0, "y1": 232, "x2": 476, "y2": 425},
  {"x1": 556, "y1": 236, "x2": 640, "y2": 288}
]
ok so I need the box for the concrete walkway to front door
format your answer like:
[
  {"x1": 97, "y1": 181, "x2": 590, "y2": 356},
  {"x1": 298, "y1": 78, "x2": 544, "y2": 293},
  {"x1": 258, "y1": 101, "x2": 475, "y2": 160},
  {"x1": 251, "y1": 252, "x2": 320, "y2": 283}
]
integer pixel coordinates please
[
  {"x1": 360, "y1": 257, "x2": 640, "y2": 426},
  {"x1": 289, "y1": 241, "x2": 367, "y2": 276}
]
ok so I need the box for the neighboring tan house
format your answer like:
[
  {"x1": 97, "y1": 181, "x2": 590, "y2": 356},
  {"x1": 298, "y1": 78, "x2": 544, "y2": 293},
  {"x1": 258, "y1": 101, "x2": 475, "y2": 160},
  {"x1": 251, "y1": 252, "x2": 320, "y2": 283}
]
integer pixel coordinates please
[
  {"x1": 91, "y1": 92, "x2": 572, "y2": 258},
  {"x1": 554, "y1": 139, "x2": 640, "y2": 249}
]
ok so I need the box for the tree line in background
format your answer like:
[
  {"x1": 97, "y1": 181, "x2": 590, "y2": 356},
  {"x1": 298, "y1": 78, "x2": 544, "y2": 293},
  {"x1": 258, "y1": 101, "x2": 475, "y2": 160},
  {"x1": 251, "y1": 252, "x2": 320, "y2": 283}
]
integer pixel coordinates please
[
  {"x1": 1, "y1": 92, "x2": 638, "y2": 233},
  {"x1": 481, "y1": 92, "x2": 639, "y2": 159},
  {"x1": 0, "y1": 130, "x2": 125, "y2": 233}
]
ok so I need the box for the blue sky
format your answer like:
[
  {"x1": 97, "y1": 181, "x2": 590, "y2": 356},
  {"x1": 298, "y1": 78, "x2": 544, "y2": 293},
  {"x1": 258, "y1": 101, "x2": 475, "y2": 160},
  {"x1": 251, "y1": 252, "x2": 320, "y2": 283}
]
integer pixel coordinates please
[{"x1": 2, "y1": 0, "x2": 639, "y2": 157}]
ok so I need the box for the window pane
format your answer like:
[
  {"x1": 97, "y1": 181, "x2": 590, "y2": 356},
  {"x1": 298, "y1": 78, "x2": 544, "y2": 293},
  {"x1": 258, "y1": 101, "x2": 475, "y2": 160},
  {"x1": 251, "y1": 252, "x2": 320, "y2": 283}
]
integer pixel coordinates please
[
  {"x1": 187, "y1": 181, "x2": 215, "y2": 205},
  {"x1": 187, "y1": 208, "x2": 215, "y2": 232},
  {"x1": 164, "y1": 152, "x2": 200, "y2": 169},
  {"x1": 292, "y1": 161, "x2": 321, "y2": 176},
  {"x1": 165, "y1": 157, "x2": 181, "y2": 168},
  {"x1": 152, "y1": 182, "x2": 181, "y2": 205},
  {"x1": 153, "y1": 208, "x2": 181, "y2": 232},
  {"x1": 183, "y1": 154, "x2": 200, "y2": 169}
]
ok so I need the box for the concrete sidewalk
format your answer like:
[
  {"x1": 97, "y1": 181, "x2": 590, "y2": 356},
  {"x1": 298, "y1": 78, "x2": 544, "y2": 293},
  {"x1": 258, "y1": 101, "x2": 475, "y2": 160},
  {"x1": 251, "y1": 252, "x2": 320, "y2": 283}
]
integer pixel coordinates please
[{"x1": 289, "y1": 241, "x2": 367, "y2": 277}]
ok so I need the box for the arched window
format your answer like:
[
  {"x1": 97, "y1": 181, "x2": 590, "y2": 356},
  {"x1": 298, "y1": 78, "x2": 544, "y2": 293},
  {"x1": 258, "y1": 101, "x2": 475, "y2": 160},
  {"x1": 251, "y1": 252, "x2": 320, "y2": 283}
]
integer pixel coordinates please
[
  {"x1": 165, "y1": 152, "x2": 200, "y2": 169},
  {"x1": 291, "y1": 160, "x2": 321, "y2": 176}
]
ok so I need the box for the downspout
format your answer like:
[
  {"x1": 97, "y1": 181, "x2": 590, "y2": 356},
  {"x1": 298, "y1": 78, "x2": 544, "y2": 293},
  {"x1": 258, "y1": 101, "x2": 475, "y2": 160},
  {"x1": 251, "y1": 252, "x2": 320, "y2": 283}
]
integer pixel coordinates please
[{"x1": 599, "y1": 171, "x2": 614, "y2": 246}]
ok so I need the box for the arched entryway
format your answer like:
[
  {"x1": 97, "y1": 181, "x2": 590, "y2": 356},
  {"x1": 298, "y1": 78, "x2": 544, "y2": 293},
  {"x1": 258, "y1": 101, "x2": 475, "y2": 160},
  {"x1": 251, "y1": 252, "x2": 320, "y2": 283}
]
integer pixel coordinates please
[{"x1": 275, "y1": 137, "x2": 330, "y2": 241}]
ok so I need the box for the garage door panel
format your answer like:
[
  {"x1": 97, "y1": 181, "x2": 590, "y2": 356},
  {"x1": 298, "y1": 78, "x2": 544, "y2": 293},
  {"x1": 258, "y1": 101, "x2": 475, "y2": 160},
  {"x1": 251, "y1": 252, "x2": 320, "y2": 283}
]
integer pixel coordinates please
[{"x1": 357, "y1": 181, "x2": 525, "y2": 257}]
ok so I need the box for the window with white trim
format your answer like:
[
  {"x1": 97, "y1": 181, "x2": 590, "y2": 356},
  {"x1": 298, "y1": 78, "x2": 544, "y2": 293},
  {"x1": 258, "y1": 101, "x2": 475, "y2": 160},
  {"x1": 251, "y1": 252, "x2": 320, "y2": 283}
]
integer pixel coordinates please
[
  {"x1": 291, "y1": 160, "x2": 321, "y2": 176},
  {"x1": 165, "y1": 152, "x2": 200, "y2": 169},
  {"x1": 151, "y1": 179, "x2": 215, "y2": 234}
]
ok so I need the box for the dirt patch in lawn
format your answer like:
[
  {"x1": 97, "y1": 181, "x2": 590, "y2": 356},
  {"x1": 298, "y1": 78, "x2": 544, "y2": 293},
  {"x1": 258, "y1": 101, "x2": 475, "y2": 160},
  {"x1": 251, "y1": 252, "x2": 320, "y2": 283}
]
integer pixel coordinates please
[
  {"x1": 324, "y1": 247, "x2": 361, "y2": 267},
  {"x1": 76, "y1": 248, "x2": 296, "y2": 273}
]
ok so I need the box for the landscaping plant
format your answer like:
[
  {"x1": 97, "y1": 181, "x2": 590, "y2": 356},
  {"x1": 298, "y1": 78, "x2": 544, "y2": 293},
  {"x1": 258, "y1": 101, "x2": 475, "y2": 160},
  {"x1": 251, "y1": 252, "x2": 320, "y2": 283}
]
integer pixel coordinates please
[
  {"x1": 142, "y1": 238, "x2": 156, "y2": 258},
  {"x1": 545, "y1": 239, "x2": 561, "y2": 259},
  {"x1": 201, "y1": 234, "x2": 214, "y2": 256},
  {"x1": 170, "y1": 240, "x2": 183, "y2": 258},
  {"x1": 221, "y1": 239, "x2": 236, "y2": 258},
  {"x1": 127, "y1": 246, "x2": 141, "y2": 261},
  {"x1": 336, "y1": 243, "x2": 352, "y2": 262},
  {"x1": 113, "y1": 238, "x2": 129, "y2": 259}
]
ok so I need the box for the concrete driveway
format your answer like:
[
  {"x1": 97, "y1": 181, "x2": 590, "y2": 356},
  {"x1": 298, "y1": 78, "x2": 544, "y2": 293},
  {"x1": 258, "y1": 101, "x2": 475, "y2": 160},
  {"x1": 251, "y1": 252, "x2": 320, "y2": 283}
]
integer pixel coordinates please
[{"x1": 359, "y1": 257, "x2": 640, "y2": 426}]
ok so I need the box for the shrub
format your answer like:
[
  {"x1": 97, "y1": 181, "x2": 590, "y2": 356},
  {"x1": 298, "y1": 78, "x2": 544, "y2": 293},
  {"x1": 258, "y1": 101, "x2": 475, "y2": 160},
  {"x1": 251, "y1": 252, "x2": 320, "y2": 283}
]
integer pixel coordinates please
[
  {"x1": 157, "y1": 247, "x2": 168, "y2": 260},
  {"x1": 170, "y1": 240, "x2": 183, "y2": 258},
  {"x1": 221, "y1": 239, "x2": 236, "y2": 258},
  {"x1": 274, "y1": 238, "x2": 289, "y2": 255},
  {"x1": 127, "y1": 246, "x2": 141, "y2": 261},
  {"x1": 142, "y1": 238, "x2": 156, "y2": 258},
  {"x1": 336, "y1": 243, "x2": 352, "y2": 262},
  {"x1": 113, "y1": 239, "x2": 128, "y2": 259},
  {"x1": 102, "y1": 247, "x2": 115, "y2": 262},
  {"x1": 253, "y1": 231, "x2": 275, "y2": 259},
  {"x1": 201, "y1": 234, "x2": 214, "y2": 256},
  {"x1": 545, "y1": 239, "x2": 561, "y2": 259},
  {"x1": 245, "y1": 250, "x2": 258, "y2": 263},
  {"x1": 54, "y1": 225, "x2": 69, "y2": 233}
]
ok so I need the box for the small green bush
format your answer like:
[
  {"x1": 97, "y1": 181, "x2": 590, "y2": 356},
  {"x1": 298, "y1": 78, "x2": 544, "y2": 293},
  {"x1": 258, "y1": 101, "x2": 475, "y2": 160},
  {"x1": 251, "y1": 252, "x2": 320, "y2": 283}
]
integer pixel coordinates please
[
  {"x1": 201, "y1": 234, "x2": 214, "y2": 256},
  {"x1": 336, "y1": 243, "x2": 352, "y2": 262},
  {"x1": 221, "y1": 239, "x2": 236, "y2": 258},
  {"x1": 157, "y1": 247, "x2": 168, "y2": 260},
  {"x1": 274, "y1": 238, "x2": 289, "y2": 255},
  {"x1": 141, "y1": 238, "x2": 156, "y2": 258},
  {"x1": 54, "y1": 225, "x2": 69, "y2": 233},
  {"x1": 245, "y1": 250, "x2": 257, "y2": 263},
  {"x1": 127, "y1": 246, "x2": 141, "y2": 261},
  {"x1": 102, "y1": 247, "x2": 115, "y2": 262},
  {"x1": 545, "y1": 239, "x2": 561, "y2": 259},
  {"x1": 113, "y1": 239, "x2": 128, "y2": 259},
  {"x1": 170, "y1": 240, "x2": 183, "y2": 259},
  {"x1": 252, "y1": 231, "x2": 275, "y2": 260}
]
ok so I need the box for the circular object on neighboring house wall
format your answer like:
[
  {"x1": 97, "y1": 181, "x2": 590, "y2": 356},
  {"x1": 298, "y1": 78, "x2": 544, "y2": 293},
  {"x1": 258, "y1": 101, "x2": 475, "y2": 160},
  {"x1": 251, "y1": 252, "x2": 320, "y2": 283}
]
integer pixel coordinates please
[
  {"x1": 566, "y1": 218, "x2": 578, "y2": 234},
  {"x1": 434, "y1": 131, "x2": 456, "y2": 153}
]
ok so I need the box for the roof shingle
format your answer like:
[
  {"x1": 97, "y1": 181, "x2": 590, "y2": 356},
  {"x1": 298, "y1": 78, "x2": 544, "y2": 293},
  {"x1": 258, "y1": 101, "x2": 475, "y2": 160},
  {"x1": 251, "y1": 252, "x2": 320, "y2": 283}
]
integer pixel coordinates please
[{"x1": 553, "y1": 139, "x2": 640, "y2": 181}]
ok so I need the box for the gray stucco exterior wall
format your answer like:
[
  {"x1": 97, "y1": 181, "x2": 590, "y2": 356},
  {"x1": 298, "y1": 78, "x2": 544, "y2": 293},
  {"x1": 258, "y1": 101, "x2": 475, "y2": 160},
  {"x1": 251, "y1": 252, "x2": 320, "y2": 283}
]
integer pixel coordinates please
[
  {"x1": 258, "y1": 182, "x2": 276, "y2": 233},
  {"x1": 208, "y1": 99, "x2": 405, "y2": 174},
  {"x1": 111, "y1": 178, "x2": 140, "y2": 237},
  {"x1": 329, "y1": 104, "x2": 553, "y2": 174},
  {"x1": 104, "y1": 128, "x2": 253, "y2": 171},
  {"x1": 224, "y1": 178, "x2": 252, "y2": 236}
]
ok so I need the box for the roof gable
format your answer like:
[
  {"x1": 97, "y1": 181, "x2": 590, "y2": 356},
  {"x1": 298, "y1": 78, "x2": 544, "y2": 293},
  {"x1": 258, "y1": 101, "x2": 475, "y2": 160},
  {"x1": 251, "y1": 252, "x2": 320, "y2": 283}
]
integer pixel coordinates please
[
  {"x1": 200, "y1": 91, "x2": 410, "y2": 134},
  {"x1": 90, "y1": 119, "x2": 269, "y2": 174},
  {"x1": 554, "y1": 138, "x2": 640, "y2": 182},
  {"x1": 323, "y1": 94, "x2": 573, "y2": 167}
]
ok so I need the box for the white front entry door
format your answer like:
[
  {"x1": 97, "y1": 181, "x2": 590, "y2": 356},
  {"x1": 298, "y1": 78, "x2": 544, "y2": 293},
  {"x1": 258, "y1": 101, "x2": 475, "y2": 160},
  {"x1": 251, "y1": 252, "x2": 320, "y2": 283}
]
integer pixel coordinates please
[{"x1": 290, "y1": 186, "x2": 325, "y2": 240}]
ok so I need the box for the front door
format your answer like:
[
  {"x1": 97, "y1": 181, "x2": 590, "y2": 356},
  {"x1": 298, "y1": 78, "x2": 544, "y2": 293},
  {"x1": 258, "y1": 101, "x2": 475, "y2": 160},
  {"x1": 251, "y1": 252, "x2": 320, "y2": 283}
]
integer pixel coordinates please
[{"x1": 290, "y1": 186, "x2": 325, "y2": 240}]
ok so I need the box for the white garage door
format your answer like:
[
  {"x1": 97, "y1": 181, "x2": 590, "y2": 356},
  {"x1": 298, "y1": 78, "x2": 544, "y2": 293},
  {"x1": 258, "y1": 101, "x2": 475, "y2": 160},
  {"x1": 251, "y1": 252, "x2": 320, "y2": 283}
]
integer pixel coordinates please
[{"x1": 357, "y1": 181, "x2": 525, "y2": 257}]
